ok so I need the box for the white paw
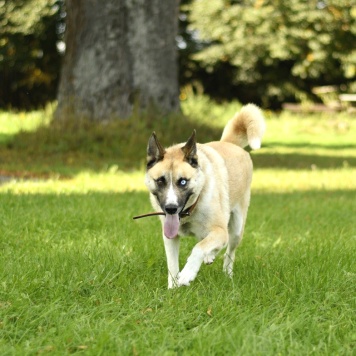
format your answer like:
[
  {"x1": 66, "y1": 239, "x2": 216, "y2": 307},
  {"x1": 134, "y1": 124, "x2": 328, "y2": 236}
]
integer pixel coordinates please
[
  {"x1": 204, "y1": 253, "x2": 215, "y2": 265},
  {"x1": 223, "y1": 253, "x2": 235, "y2": 278},
  {"x1": 168, "y1": 278, "x2": 178, "y2": 289},
  {"x1": 177, "y1": 269, "x2": 197, "y2": 287},
  {"x1": 224, "y1": 268, "x2": 234, "y2": 278},
  {"x1": 223, "y1": 261, "x2": 234, "y2": 278},
  {"x1": 176, "y1": 246, "x2": 204, "y2": 287}
]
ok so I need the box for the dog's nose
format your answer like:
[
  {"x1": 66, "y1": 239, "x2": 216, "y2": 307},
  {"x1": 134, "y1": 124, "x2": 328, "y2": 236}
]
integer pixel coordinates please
[{"x1": 165, "y1": 205, "x2": 178, "y2": 215}]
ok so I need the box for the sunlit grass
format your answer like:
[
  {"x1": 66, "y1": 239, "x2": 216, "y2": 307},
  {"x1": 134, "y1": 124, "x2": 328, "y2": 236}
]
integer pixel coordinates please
[
  {"x1": 1, "y1": 167, "x2": 355, "y2": 195},
  {"x1": 0, "y1": 169, "x2": 146, "y2": 195},
  {"x1": 0, "y1": 105, "x2": 53, "y2": 142},
  {"x1": 0, "y1": 176, "x2": 354, "y2": 355},
  {"x1": 252, "y1": 167, "x2": 356, "y2": 192},
  {"x1": 264, "y1": 110, "x2": 356, "y2": 146}
]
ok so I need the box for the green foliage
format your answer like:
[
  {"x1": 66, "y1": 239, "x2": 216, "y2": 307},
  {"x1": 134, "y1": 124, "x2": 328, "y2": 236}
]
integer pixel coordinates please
[
  {"x1": 189, "y1": 0, "x2": 356, "y2": 106},
  {"x1": 2, "y1": 0, "x2": 356, "y2": 110},
  {"x1": 0, "y1": 0, "x2": 63, "y2": 109}
]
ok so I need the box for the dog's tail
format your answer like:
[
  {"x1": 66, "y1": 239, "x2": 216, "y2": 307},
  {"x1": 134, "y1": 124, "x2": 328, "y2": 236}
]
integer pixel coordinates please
[{"x1": 220, "y1": 104, "x2": 266, "y2": 150}]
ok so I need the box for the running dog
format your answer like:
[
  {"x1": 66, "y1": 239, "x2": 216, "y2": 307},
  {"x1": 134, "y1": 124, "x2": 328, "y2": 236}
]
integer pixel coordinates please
[{"x1": 144, "y1": 104, "x2": 266, "y2": 288}]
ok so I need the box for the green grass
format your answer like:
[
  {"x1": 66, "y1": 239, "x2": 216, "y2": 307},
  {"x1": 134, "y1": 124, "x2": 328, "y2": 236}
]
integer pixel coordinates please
[
  {"x1": 0, "y1": 96, "x2": 237, "y2": 175},
  {"x1": 0, "y1": 107, "x2": 52, "y2": 144},
  {"x1": 0, "y1": 97, "x2": 355, "y2": 354}
]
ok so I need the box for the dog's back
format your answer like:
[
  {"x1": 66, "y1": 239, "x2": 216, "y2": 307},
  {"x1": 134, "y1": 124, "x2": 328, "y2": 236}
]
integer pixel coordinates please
[
  {"x1": 204, "y1": 103, "x2": 266, "y2": 210},
  {"x1": 205, "y1": 141, "x2": 252, "y2": 211}
]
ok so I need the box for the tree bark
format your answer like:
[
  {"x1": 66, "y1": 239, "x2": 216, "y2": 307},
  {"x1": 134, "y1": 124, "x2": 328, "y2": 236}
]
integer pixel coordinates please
[{"x1": 56, "y1": 0, "x2": 180, "y2": 121}]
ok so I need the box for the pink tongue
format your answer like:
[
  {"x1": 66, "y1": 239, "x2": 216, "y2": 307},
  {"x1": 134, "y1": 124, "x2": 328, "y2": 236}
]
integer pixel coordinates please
[{"x1": 164, "y1": 214, "x2": 180, "y2": 239}]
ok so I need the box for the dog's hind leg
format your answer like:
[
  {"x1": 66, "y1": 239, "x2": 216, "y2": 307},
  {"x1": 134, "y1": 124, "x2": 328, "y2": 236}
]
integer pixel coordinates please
[
  {"x1": 223, "y1": 206, "x2": 245, "y2": 277},
  {"x1": 163, "y1": 235, "x2": 180, "y2": 289}
]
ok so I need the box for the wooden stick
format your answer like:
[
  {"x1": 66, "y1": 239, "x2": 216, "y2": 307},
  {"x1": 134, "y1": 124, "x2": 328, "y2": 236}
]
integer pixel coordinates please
[
  {"x1": 133, "y1": 212, "x2": 165, "y2": 220},
  {"x1": 133, "y1": 196, "x2": 200, "y2": 220}
]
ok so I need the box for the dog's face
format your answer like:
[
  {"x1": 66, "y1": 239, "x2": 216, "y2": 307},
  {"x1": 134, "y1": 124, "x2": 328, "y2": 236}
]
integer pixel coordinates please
[{"x1": 145, "y1": 131, "x2": 205, "y2": 238}]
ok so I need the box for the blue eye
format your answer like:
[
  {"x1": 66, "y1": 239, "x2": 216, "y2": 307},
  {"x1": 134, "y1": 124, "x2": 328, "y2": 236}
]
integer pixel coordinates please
[{"x1": 178, "y1": 178, "x2": 188, "y2": 187}]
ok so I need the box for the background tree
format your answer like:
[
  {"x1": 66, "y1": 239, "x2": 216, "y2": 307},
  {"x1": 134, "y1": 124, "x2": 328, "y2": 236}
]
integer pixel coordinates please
[
  {"x1": 0, "y1": 0, "x2": 63, "y2": 109},
  {"x1": 55, "y1": 0, "x2": 180, "y2": 121},
  {"x1": 1, "y1": 0, "x2": 355, "y2": 110},
  {"x1": 188, "y1": 0, "x2": 356, "y2": 107}
]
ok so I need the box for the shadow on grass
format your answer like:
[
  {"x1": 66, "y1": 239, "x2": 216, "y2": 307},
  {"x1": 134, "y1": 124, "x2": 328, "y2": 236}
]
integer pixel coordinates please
[
  {"x1": 0, "y1": 133, "x2": 15, "y2": 144},
  {"x1": 1, "y1": 110, "x2": 355, "y2": 175},
  {"x1": 252, "y1": 152, "x2": 356, "y2": 170},
  {"x1": 264, "y1": 142, "x2": 356, "y2": 150},
  {"x1": 0, "y1": 112, "x2": 223, "y2": 176}
]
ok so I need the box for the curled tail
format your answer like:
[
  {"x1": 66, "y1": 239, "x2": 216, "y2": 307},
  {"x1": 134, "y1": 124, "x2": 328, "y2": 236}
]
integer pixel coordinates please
[{"x1": 220, "y1": 104, "x2": 266, "y2": 150}]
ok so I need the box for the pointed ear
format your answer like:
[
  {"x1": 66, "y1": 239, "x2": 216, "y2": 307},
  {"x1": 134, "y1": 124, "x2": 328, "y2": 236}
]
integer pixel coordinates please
[
  {"x1": 147, "y1": 132, "x2": 166, "y2": 169},
  {"x1": 181, "y1": 130, "x2": 198, "y2": 168}
]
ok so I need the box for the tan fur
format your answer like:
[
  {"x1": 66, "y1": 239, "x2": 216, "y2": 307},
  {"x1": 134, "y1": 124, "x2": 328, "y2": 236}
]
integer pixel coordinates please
[
  {"x1": 221, "y1": 103, "x2": 266, "y2": 149},
  {"x1": 144, "y1": 104, "x2": 265, "y2": 288}
]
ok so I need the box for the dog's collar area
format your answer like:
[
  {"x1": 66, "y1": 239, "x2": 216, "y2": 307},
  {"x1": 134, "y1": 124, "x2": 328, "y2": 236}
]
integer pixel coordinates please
[
  {"x1": 179, "y1": 195, "x2": 200, "y2": 218},
  {"x1": 133, "y1": 196, "x2": 200, "y2": 220}
]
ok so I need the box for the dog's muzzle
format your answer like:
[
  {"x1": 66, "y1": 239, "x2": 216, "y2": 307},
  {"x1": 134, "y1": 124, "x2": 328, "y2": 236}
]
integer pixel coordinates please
[{"x1": 164, "y1": 204, "x2": 178, "y2": 215}]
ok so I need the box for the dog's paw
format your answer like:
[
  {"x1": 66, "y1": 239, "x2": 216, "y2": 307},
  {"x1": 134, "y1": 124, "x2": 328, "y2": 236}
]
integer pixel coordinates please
[
  {"x1": 177, "y1": 269, "x2": 197, "y2": 287},
  {"x1": 168, "y1": 279, "x2": 178, "y2": 289},
  {"x1": 204, "y1": 253, "x2": 215, "y2": 265},
  {"x1": 177, "y1": 246, "x2": 204, "y2": 286},
  {"x1": 224, "y1": 268, "x2": 234, "y2": 279},
  {"x1": 223, "y1": 261, "x2": 234, "y2": 278}
]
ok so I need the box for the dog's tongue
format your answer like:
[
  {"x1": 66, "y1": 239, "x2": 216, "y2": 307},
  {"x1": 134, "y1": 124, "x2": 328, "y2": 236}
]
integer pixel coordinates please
[{"x1": 164, "y1": 214, "x2": 180, "y2": 239}]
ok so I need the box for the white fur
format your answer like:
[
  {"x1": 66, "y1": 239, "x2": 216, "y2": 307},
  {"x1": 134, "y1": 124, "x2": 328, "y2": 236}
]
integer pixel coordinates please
[
  {"x1": 248, "y1": 137, "x2": 262, "y2": 150},
  {"x1": 221, "y1": 103, "x2": 266, "y2": 150},
  {"x1": 223, "y1": 205, "x2": 245, "y2": 277},
  {"x1": 144, "y1": 175, "x2": 155, "y2": 192},
  {"x1": 165, "y1": 181, "x2": 178, "y2": 206},
  {"x1": 178, "y1": 247, "x2": 204, "y2": 286},
  {"x1": 163, "y1": 235, "x2": 180, "y2": 288}
]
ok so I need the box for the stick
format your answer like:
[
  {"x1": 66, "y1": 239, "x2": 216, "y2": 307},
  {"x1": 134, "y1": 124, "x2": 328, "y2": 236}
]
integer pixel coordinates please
[{"x1": 133, "y1": 212, "x2": 165, "y2": 220}]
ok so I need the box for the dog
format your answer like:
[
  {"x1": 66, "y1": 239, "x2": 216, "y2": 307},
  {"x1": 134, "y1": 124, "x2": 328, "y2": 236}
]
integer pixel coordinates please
[{"x1": 144, "y1": 104, "x2": 266, "y2": 288}]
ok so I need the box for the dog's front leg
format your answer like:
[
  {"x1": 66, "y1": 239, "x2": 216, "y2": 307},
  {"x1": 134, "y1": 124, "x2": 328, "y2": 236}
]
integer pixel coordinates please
[
  {"x1": 163, "y1": 235, "x2": 180, "y2": 289},
  {"x1": 178, "y1": 227, "x2": 228, "y2": 286}
]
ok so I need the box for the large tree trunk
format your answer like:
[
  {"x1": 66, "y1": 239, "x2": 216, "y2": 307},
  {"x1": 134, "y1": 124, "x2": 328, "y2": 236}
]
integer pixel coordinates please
[{"x1": 56, "y1": 0, "x2": 180, "y2": 121}]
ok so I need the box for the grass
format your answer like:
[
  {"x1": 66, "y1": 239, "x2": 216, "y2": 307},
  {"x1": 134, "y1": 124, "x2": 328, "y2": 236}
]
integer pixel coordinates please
[{"x1": 0, "y1": 97, "x2": 355, "y2": 354}]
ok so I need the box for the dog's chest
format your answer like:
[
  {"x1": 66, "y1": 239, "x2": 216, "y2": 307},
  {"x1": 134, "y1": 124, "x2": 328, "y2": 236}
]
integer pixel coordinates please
[{"x1": 179, "y1": 214, "x2": 209, "y2": 240}]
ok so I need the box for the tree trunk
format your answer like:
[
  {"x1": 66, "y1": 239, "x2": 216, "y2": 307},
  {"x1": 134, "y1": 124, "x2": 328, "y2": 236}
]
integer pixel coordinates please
[{"x1": 56, "y1": 0, "x2": 180, "y2": 121}]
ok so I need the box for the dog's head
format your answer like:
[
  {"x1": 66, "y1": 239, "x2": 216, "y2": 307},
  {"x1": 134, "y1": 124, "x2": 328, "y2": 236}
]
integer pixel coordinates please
[{"x1": 144, "y1": 131, "x2": 204, "y2": 238}]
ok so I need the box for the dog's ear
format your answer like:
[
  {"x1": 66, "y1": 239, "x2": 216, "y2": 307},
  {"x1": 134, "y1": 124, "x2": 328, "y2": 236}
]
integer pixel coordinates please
[
  {"x1": 147, "y1": 132, "x2": 166, "y2": 169},
  {"x1": 182, "y1": 130, "x2": 198, "y2": 168}
]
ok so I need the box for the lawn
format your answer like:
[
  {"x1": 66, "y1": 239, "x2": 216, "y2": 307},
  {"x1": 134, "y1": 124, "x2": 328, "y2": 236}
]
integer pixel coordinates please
[{"x1": 0, "y1": 99, "x2": 355, "y2": 355}]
